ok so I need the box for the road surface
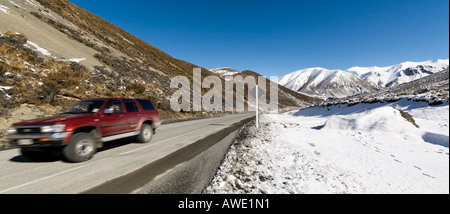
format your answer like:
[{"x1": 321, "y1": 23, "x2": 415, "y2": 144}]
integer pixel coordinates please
[{"x1": 0, "y1": 113, "x2": 253, "y2": 193}]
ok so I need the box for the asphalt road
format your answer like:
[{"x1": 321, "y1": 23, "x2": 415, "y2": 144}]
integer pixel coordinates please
[{"x1": 0, "y1": 113, "x2": 254, "y2": 193}]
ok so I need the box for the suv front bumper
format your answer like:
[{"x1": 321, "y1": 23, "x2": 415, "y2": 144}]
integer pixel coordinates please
[{"x1": 7, "y1": 132, "x2": 69, "y2": 147}]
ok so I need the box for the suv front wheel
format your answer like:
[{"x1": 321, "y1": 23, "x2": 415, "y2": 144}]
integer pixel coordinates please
[{"x1": 63, "y1": 132, "x2": 97, "y2": 162}]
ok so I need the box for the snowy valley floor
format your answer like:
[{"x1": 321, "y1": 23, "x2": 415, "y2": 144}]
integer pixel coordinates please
[{"x1": 205, "y1": 99, "x2": 449, "y2": 194}]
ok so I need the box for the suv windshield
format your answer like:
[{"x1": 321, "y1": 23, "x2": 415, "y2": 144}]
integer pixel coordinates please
[{"x1": 64, "y1": 99, "x2": 105, "y2": 114}]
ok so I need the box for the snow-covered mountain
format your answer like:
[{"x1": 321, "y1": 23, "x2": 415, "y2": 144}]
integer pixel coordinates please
[
  {"x1": 348, "y1": 59, "x2": 449, "y2": 88},
  {"x1": 209, "y1": 67, "x2": 240, "y2": 77},
  {"x1": 278, "y1": 67, "x2": 378, "y2": 99},
  {"x1": 279, "y1": 59, "x2": 449, "y2": 99}
]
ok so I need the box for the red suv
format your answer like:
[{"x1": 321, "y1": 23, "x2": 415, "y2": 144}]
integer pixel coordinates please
[{"x1": 6, "y1": 98, "x2": 160, "y2": 162}]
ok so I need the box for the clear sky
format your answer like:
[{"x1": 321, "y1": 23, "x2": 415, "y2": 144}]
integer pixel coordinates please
[{"x1": 68, "y1": 0, "x2": 449, "y2": 77}]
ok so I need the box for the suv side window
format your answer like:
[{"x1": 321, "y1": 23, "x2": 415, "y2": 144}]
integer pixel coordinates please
[
  {"x1": 105, "y1": 99, "x2": 124, "y2": 113},
  {"x1": 124, "y1": 99, "x2": 140, "y2": 112},
  {"x1": 136, "y1": 99, "x2": 155, "y2": 110}
]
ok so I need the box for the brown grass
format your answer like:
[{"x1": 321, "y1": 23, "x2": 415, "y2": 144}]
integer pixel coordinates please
[
  {"x1": 0, "y1": 32, "x2": 93, "y2": 107},
  {"x1": 396, "y1": 108, "x2": 420, "y2": 128}
]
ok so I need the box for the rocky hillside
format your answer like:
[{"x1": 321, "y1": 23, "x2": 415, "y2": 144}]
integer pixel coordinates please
[
  {"x1": 0, "y1": 0, "x2": 316, "y2": 149},
  {"x1": 1, "y1": 0, "x2": 217, "y2": 102},
  {"x1": 0, "y1": 0, "x2": 315, "y2": 111}
]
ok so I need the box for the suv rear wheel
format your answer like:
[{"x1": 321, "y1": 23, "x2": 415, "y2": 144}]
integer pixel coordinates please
[
  {"x1": 137, "y1": 124, "x2": 153, "y2": 143},
  {"x1": 63, "y1": 132, "x2": 96, "y2": 162}
]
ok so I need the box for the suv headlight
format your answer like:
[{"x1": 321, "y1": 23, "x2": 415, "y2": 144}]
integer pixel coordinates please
[
  {"x1": 7, "y1": 127, "x2": 17, "y2": 134},
  {"x1": 41, "y1": 124, "x2": 66, "y2": 133}
]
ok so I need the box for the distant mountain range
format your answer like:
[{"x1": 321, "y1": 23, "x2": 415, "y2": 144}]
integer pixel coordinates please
[{"x1": 278, "y1": 59, "x2": 449, "y2": 99}]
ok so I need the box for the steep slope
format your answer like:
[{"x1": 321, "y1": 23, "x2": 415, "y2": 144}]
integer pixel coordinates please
[
  {"x1": 33, "y1": 0, "x2": 218, "y2": 97},
  {"x1": 0, "y1": 0, "x2": 203, "y2": 147},
  {"x1": 1, "y1": 0, "x2": 314, "y2": 111},
  {"x1": 278, "y1": 67, "x2": 377, "y2": 99},
  {"x1": 0, "y1": 0, "x2": 216, "y2": 110},
  {"x1": 1, "y1": 0, "x2": 317, "y2": 148}
]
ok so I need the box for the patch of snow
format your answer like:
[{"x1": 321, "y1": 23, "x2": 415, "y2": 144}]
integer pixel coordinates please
[
  {"x1": 0, "y1": 86, "x2": 13, "y2": 99},
  {"x1": 25, "y1": 41, "x2": 52, "y2": 57},
  {"x1": 25, "y1": 0, "x2": 44, "y2": 9},
  {"x1": 41, "y1": 9, "x2": 56, "y2": 19},
  {"x1": 206, "y1": 100, "x2": 449, "y2": 194},
  {"x1": 8, "y1": 0, "x2": 25, "y2": 10},
  {"x1": 0, "y1": 86, "x2": 13, "y2": 90},
  {"x1": 3, "y1": 72, "x2": 13, "y2": 78},
  {"x1": 0, "y1": 5, "x2": 10, "y2": 14},
  {"x1": 64, "y1": 57, "x2": 86, "y2": 63}
]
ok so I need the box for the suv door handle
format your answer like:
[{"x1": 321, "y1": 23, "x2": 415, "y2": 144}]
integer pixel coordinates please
[
  {"x1": 120, "y1": 115, "x2": 125, "y2": 118},
  {"x1": 137, "y1": 114, "x2": 142, "y2": 117}
]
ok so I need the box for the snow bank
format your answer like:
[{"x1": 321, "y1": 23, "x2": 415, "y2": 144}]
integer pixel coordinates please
[
  {"x1": 322, "y1": 107, "x2": 418, "y2": 133},
  {"x1": 205, "y1": 100, "x2": 449, "y2": 194}
]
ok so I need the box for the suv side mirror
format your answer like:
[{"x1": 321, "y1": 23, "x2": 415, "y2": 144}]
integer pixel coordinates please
[{"x1": 103, "y1": 108, "x2": 114, "y2": 114}]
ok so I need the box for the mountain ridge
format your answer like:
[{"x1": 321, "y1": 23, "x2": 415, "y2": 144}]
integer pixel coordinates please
[
  {"x1": 279, "y1": 59, "x2": 449, "y2": 99},
  {"x1": 348, "y1": 59, "x2": 449, "y2": 88},
  {"x1": 278, "y1": 67, "x2": 378, "y2": 99}
]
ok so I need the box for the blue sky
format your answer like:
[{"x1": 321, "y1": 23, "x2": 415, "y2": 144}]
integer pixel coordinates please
[{"x1": 68, "y1": 0, "x2": 449, "y2": 77}]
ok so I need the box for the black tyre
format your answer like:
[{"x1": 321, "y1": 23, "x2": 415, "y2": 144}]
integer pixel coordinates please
[
  {"x1": 136, "y1": 124, "x2": 153, "y2": 143},
  {"x1": 63, "y1": 132, "x2": 97, "y2": 162},
  {"x1": 20, "y1": 148, "x2": 53, "y2": 162}
]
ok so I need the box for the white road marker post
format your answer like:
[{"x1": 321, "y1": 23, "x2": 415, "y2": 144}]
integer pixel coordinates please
[
  {"x1": 250, "y1": 85, "x2": 264, "y2": 129},
  {"x1": 256, "y1": 85, "x2": 259, "y2": 128}
]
